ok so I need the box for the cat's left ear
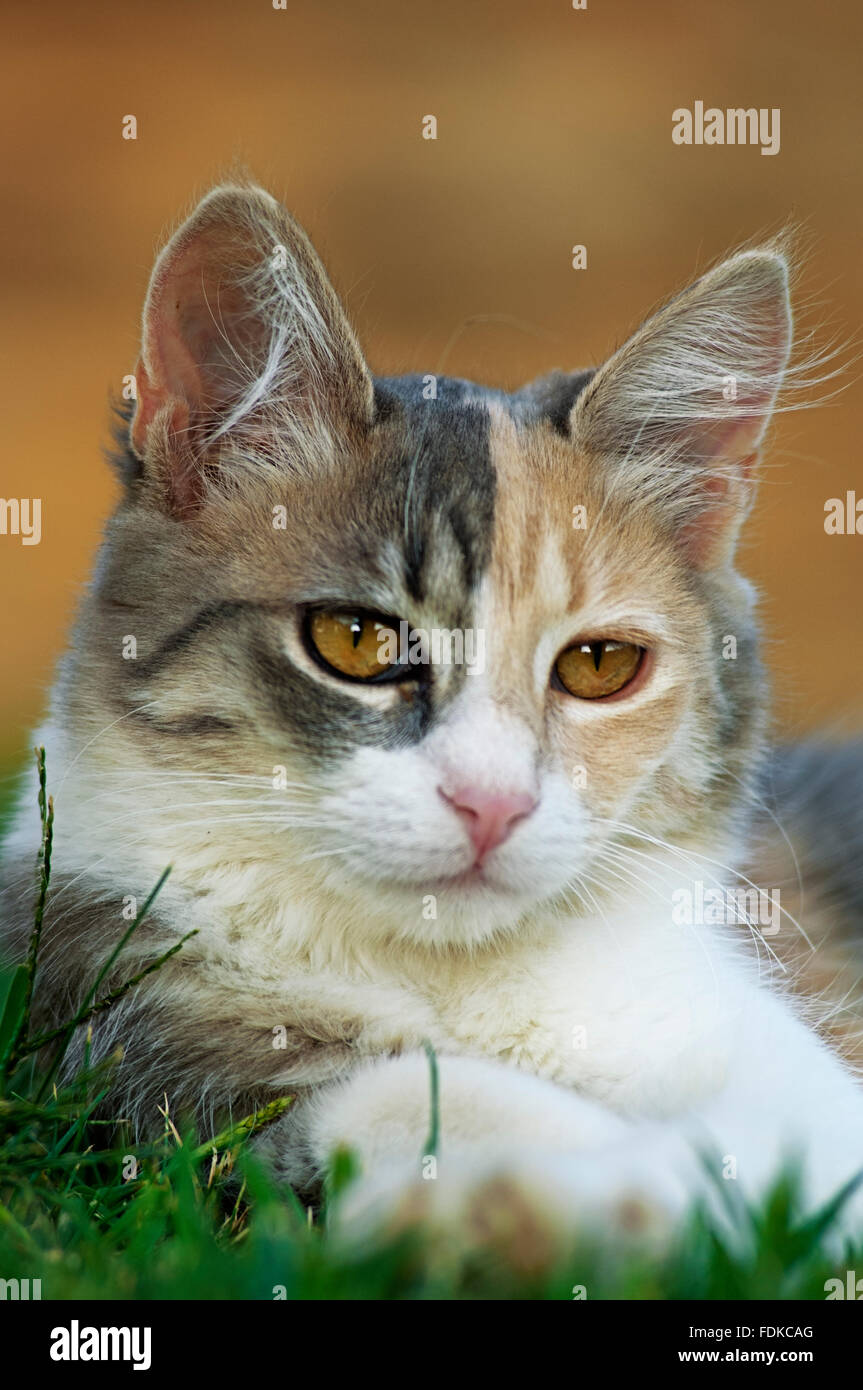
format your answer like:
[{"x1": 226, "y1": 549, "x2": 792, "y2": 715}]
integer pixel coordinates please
[{"x1": 570, "y1": 249, "x2": 792, "y2": 568}]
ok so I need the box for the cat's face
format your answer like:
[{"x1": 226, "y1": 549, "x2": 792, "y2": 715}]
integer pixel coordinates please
[{"x1": 75, "y1": 185, "x2": 791, "y2": 948}]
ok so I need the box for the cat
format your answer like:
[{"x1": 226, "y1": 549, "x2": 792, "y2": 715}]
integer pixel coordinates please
[{"x1": 2, "y1": 180, "x2": 863, "y2": 1252}]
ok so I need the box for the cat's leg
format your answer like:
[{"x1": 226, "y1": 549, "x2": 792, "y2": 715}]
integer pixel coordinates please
[
  {"x1": 685, "y1": 982, "x2": 863, "y2": 1233},
  {"x1": 553, "y1": 984, "x2": 863, "y2": 1251},
  {"x1": 518, "y1": 981, "x2": 863, "y2": 1248},
  {"x1": 277, "y1": 1051, "x2": 695, "y2": 1245},
  {"x1": 275, "y1": 985, "x2": 863, "y2": 1252}
]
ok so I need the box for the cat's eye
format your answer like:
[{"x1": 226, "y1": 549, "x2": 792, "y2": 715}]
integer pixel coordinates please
[
  {"x1": 306, "y1": 609, "x2": 404, "y2": 682},
  {"x1": 553, "y1": 640, "x2": 644, "y2": 700}
]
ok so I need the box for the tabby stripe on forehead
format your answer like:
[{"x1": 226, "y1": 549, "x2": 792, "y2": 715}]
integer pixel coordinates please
[
  {"x1": 128, "y1": 711, "x2": 236, "y2": 737},
  {"x1": 132, "y1": 600, "x2": 262, "y2": 678},
  {"x1": 373, "y1": 378, "x2": 497, "y2": 604}
]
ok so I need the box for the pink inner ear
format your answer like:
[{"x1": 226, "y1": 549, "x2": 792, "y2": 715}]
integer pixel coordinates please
[
  {"x1": 130, "y1": 336, "x2": 202, "y2": 460},
  {"x1": 679, "y1": 452, "x2": 758, "y2": 569},
  {"x1": 131, "y1": 225, "x2": 261, "y2": 460},
  {"x1": 676, "y1": 344, "x2": 784, "y2": 570}
]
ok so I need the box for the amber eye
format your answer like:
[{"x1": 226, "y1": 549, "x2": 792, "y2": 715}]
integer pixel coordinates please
[
  {"x1": 306, "y1": 610, "x2": 404, "y2": 681},
  {"x1": 553, "y1": 640, "x2": 644, "y2": 699}
]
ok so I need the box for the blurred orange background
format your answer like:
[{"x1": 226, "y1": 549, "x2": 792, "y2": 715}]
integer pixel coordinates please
[{"x1": 2, "y1": 0, "x2": 862, "y2": 769}]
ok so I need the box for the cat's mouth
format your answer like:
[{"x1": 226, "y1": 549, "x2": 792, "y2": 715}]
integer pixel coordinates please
[
  {"x1": 416, "y1": 860, "x2": 533, "y2": 900},
  {"x1": 431, "y1": 864, "x2": 489, "y2": 889}
]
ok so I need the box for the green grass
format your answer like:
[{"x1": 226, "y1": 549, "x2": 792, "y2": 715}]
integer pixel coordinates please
[{"x1": 0, "y1": 750, "x2": 861, "y2": 1300}]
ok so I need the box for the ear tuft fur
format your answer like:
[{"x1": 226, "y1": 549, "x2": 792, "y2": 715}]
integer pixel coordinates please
[
  {"x1": 129, "y1": 182, "x2": 373, "y2": 513},
  {"x1": 568, "y1": 246, "x2": 803, "y2": 567}
]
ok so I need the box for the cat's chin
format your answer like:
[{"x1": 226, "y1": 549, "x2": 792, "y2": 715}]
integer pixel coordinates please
[
  {"x1": 423, "y1": 863, "x2": 492, "y2": 891},
  {"x1": 330, "y1": 860, "x2": 560, "y2": 948}
]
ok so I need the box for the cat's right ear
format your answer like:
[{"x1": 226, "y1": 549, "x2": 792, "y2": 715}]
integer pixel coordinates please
[
  {"x1": 129, "y1": 184, "x2": 374, "y2": 517},
  {"x1": 569, "y1": 248, "x2": 793, "y2": 569}
]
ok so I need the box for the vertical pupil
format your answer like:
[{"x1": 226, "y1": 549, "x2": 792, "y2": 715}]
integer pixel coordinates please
[
  {"x1": 590, "y1": 641, "x2": 604, "y2": 671},
  {"x1": 350, "y1": 618, "x2": 363, "y2": 649}
]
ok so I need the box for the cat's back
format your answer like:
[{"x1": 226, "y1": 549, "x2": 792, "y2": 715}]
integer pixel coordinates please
[{"x1": 748, "y1": 741, "x2": 863, "y2": 1063}]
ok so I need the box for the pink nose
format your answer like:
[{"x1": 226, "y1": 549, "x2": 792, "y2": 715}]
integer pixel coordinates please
[{"x1": 440, "y1": 784, "x2": 537, "y2": 861}]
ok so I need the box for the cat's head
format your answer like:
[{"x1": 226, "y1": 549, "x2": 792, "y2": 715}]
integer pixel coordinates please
[{"x1": 76, "y1": 183, "x2": 792, "y2": 949}]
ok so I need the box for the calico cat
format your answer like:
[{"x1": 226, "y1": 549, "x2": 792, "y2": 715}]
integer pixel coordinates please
[{"x1": 2, "y1": 181, "x2": 863, "y2": 1248}]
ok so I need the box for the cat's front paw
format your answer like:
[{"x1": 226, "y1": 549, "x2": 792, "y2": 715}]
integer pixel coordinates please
[
  {"x1": 330, "y1": 1144, "x2": 690, "y2": 1270},
  {"x1": 304, "y1": 1051, "x2": 631, "y2": 1174}
]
